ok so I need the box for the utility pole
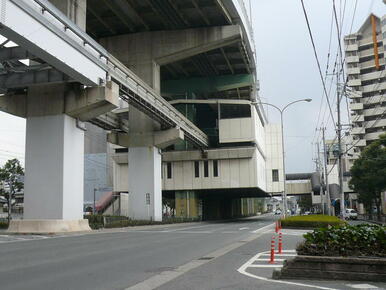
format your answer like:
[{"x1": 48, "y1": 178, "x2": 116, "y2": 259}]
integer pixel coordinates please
[
  {"x1": 316, "y1": 141, "x2": 324, "y2": 215},
  {"x1": 8, "y1": 180, "x2": 12, "y2": 224},
  {"x1": 336, "y1": 72, "x2": 345, "y2": 219},
  {"x1": 321, "y1": 127, "x2": 331, "y2": 215}
]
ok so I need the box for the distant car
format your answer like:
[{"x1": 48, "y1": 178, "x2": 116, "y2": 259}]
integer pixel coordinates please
[
  {"x1": 345, "y1": 209, "x2": 358, "y2": 220},
  {"x1": 274, "y1": 209, "x2": 282, "y2": 215},
  {"x1": 303, "y1": 211, "x2": 311, "y2": 215}
]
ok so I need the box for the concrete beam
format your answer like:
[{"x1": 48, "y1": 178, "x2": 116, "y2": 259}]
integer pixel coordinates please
[
  {"x1": 162, "y1": 74, "x2": 253, "y2": 95},
  {"x1": 99, "y1": 25, "x2": 241, "y2": 91},
  {"x1": 107, "y1": 128, "x2": 184, "y2": 149},
  {"x1": 155, "y1": 25, "x2": 242, "y2": 65},
  {"x1": 0, "y1": 81, "x2": 119, "y2": 120},
  {"x1": 0, "y1": 46, "x2": 34, "y2": 61},
  {"x1": 0, "y1": 69, "x2": 71, "y2": 89},
  {"x1": 66, "y1": 81, "x2": 120, "y2": 121},
  {"x1": 0, "y1": 93, "x2": 26, "y2": 117}
]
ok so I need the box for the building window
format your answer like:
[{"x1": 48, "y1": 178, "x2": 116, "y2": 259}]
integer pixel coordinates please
[
  {"x1": 194, "y1": 161, "x2": 200, "y2": 178},
  {"x1": 204, "y1": 160, "x2": 209, "y2": 177},
  {"x1": 213, "y1": 160, "x2": 219, "y2": 177},
  {"x1": 167, "y1": 162, "x2": 172, "y2": 179},
  {"x1": 272, "y1": 169, "x2": 279, "y2": 182}
]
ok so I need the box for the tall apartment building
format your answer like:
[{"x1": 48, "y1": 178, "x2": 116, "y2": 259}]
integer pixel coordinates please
[{"x1": 345, "y1": 14, "x2": 386, "y2": 158}]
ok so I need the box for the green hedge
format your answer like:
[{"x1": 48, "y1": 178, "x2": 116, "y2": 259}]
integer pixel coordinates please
[
  {"x1": 297, "y1": 224, "x2": 386, "y2": 257},
  {"x1": 0, "y1": 221, "x2": 8, "y2": 229},
  {"x1": 85, "y1": 215, "x2": 201, "y2": 229},
  {"x1": 280, "y1": 215, "x2": 345, "y2": 229}
]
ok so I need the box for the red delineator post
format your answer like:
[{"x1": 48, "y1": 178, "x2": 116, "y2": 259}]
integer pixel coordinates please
[
  {"x1": 277, "y1": 232, "x2": 283, "y2": 254},
  {"x1": 269, "y1": 236, "x2": 275, "y2": 264},
  {"x1": 275, "y1": 221, "x2": 279, "y2": 233}
]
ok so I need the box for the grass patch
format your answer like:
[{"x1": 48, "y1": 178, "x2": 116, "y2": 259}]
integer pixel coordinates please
[{"x1": 280, "y1": 215, "x2": 346, "y2": 229}]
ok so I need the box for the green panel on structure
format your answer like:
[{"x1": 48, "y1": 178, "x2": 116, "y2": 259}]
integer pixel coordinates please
[{"x1": 161, "y1": 74, "x2": 253, "y2": 95}]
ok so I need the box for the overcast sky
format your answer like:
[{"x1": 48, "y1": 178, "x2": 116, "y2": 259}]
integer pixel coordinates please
[
  {"x1": 0, "y1": 1, "x2": 385, "y2": 172},
  {"x1": 251, "y1": 0, "x2": 385, "y2": 173}
]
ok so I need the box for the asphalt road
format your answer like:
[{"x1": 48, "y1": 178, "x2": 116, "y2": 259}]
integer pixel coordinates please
[{"x1": 0, "y1": 215, "x2": 278, "y2": 290}]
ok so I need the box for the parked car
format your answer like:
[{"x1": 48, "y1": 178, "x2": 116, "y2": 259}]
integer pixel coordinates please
[
  {"x1": 345, "y1": 208, "x2": 358, "y2": 220},
  {"x1": 303, "y1": 211, "x2": 311, "y2": 215},
  {"x1": 274, "y1": 209, "x2": 282, "y2": 215}
]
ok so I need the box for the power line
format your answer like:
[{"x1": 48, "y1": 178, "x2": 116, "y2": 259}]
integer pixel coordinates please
[{"x1": 300, "y1": 0, "x2": 337, "y2": 130}]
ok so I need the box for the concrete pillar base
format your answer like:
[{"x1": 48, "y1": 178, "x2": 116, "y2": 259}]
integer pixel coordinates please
[{"x1": 7, "y1": 219, "x2": 91, "y2": 234}]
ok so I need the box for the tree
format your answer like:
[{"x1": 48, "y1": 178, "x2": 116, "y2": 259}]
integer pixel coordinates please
[
  {"x1": 298, "y1": 195, "x2": 312, "y2": 212},
  {"x1": 349, "y1": 134, "x2": 386, "y2": 220},
  {"x1": 0, "y1": 159, "x2": 24, "y2": 223}
]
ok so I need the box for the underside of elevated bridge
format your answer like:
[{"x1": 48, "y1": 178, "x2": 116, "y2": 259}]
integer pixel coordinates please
[{"x1": 0, "y1": 0, "x2": 259, "y2": 231}]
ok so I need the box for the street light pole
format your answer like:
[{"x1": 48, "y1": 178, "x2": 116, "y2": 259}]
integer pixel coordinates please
[{"x1": 253, "y1": 99, "x2": 312, "y2": 217}]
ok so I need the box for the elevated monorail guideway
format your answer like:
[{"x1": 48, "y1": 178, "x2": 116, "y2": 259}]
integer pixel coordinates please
[{"x1": 0, "y1": 0, "x2": 208, "y2": 148}]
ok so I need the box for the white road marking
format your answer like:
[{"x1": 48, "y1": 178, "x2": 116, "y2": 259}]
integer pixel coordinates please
[
  {"x1": 248, "y1": 264, "x2": 284, "y2": 268},
  {"x1": 126, "y1": 223, "x2": 274, "y2": 290},
  {"x1": 260, "y1": 253, "x2": 297, "y2": 257},
  {"x1": 237, "y1": 250, "x2": 338, "y2": 290},
  {"x1": 239, "y1": 227, "x2": 249, "y2": 230},
  {"x1": 254, "y1": 258, "x2": 286, "y2": 262},
  {"x1": 346, "y1": 284, "x2": 379, "y2": 289}
]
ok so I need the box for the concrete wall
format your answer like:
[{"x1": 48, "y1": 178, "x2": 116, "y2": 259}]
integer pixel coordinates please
[
  {"x1": 162, "y1": 148, "x2": 261, "y2": 191},
  {"x1": 265, "y1": 124, "x2": 284, "y2": 194},
  {"x1": 219, "y1": 117, "x2": 255, "y2": 143}
]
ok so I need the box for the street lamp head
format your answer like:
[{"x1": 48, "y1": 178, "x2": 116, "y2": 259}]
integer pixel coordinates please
[{"x1": 304, "y1": 98, "x2": 312, "y2": 102}]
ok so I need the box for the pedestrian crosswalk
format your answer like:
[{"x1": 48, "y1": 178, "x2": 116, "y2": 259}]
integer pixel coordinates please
[{"x1": 245, "y1": 250, "x2": 297, "y2": 268}]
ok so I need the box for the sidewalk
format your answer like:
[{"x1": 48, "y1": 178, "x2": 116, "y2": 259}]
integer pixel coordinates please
[
  {"x1": 237, "y1": 229, "x2": 386, "y2": 290},
  {"x1": 157, "y1": 227, "x2": 386, "y2": 290}
]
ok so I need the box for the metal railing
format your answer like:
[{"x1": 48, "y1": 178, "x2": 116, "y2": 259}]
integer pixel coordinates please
[{"x1": 18, "y1": 0, "x2": 209, "y2": 147}]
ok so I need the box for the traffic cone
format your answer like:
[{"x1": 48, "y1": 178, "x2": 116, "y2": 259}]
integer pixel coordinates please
[
  {"x1": 269, "y1": 236, "x2": 275, "y2": 264},
  {"x1": 277, "y1": 232, "x2": 283, "y2": 254}
]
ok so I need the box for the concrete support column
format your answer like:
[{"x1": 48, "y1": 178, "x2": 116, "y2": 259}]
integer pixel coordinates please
[
  {"x1": 8, "y1": 114, "x2": 91, "y2": 233},
  {"x1": 128, "y1": 147, "x2": 162, "y2": 221},
  {"x1": 175, "y1": 191, "x2": 199, "y2": 218}
]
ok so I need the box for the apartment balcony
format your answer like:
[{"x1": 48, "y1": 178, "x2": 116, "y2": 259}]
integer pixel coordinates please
[
  {"x1": 363, "y1": 106, "x2": 386, "y2": 117},
  {"x1": 347, "y1": 67, "x2": 360, "y2": 75},
  {"x1": 345, "y1": 44, "x2": 358, "y2": 52},
  {"x1": 365, "y1": 131, "x2": 385, "y2": 141},
  {"x1": 349, "y1": 102, "x2": 363, "y2": 111},
  {"x1": 351, "y1": 127, "x2": 365, "y2": 135},
  {"x1": 353, "y1": 139, "x2": 366, "y2": 147},
  {"x1": 346, "y1": 56, "x2": 359, "y2": 63},
  {"x1": 361, "y1": 70, "x2": 386, "y2": 82},
  {"x1": 358, "y1": 35, "x2": 383, "y2": 48},
  {"x1": 362, "y1": 95, "x2": 386, "y2": 105},
  {"x1": 359, "y1": 58, "x2": 385, "y2": 70},
  {"x1": 347, "y1": 79, "x2": 361, "y2": 86},
  {"x1": 351, "y1": 114, "x2": 364, "y2": 122},
  {"x1": 362, "y1": 82, "x2": 386, "y2": 93},
  {"x1": 347, "y1": 90, "x2": 362, "y2": 98},
  {"x1": 365, "y1": 118, "x2": 386, "y2": 129}
]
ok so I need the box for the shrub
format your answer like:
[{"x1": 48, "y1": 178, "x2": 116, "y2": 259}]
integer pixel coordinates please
[
  {"x1": 85, "y1": 214, "x2": 201, "y2": 229},
  {"x1": 0, "y1": 221, "x2": 8, "y2": 229},
  {"x1": 280, "y1": 215, "x2": 345, "y2": 229},
  {"x1": 297, "y1": 224, "x2": 386, "y2": 257},
  {"x1": 84, "y1": 214, "x2": 104, "y2": 229}
]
